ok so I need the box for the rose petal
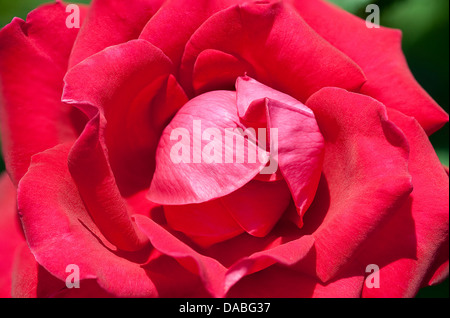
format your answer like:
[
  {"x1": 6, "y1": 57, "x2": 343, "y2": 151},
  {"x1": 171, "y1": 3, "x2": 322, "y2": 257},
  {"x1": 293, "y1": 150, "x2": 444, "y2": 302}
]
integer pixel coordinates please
[
  {"x1": 236, "y1": 77, "x2": 325, "y2": 225},
  {"x1": 0, "y1": 173, "x2": 24, "y2": 297},
  {"x1": 68, "y1": 0, "x2": 164, "y2": 67},
  {"x1": 164, "y1": 179, "x2": 292, "y2": 245},
  {"x1": 134, "y1": 214, "x2": 228, "y2": 297},
  {"x1": 11, "y1": 243, "x2": 114, "y2": 298},
  {"x1": 0, "y1": 2, "x2": 86, "y2": 184},
  {"x1": 148, "y1": 90, "x2": 269, "y2": 205},
  {"x1": 292, "y1": 0, "x2": 449, "y2": 135},
  {"x1": 222, "y1": 180, "x2": 292, "y2": 237},
  {"x1": 360, "y1": 110, "x2": 449, "y2": 297},
  {"x1": 302, "y1": 87, "x2": 413, "y2": 283},
  {"x1": 180, "y1": 1, "x2": 366, "y2": 99},
  {"x1": 164, "y1": 199, "x2": 244, "y2": 247},
  {"x1": 223, "y1": 234, "x2": 315, "y2": 293},
  {"x1": 64, "y1": 40, "x2": 186, "y2": 197},
  {"x1": 63, "y1": 40, "x2": 187, "y2": 251},
  {"x1": 17, "y1": 143, "x2": 160, "y2": 297},
  {"x1": 139, "y1": 0, "x2": 246, "y2": 68},
  {"x1": 193, "y1": 49, "x2": 255, "y2": 95},
  {"x1": 226, "y1": 265, "x2": 364, "y2": 298}
]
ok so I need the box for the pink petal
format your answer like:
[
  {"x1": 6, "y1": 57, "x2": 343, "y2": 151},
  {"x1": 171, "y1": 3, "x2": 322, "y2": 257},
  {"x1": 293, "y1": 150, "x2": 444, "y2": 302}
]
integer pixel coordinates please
[
  {"x1": 148, "y1": 90, "x2": 269, "y2": 205},
  {"x1": 236, "y1": 77, "x2": 325, "y2": 224},
  {"x1": 292, "y1": 0, "x2": 449, "y2": 135},
  {"x1": 164, "y1": 179, "x2": 292, "y2": 245},
  {"x1": 221, "y1": 180, "x2": 292, "y2": 237}
]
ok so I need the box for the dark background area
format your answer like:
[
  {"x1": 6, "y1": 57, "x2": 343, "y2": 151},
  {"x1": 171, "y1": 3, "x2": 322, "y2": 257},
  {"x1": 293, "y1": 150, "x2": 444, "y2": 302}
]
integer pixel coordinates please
[{"x1": 0, "y1": 0, "x2": 448, "y2": 298}]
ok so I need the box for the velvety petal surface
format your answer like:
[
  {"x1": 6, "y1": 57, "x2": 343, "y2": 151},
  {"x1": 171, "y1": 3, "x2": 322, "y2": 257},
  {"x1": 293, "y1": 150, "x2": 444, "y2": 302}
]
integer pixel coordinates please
[
  {"x1": 359, "y1": 110, "x2": 449, "y2": 297},
  {"x1": 135, "y1": 214, "x2": 316, "y2": 297},
  {"x1": 302, "y1": 88, "x2": 413, "y2": 283},
  {"x1": 0, "y1": 173, "x2": 24, "y2": 297},
  {"x1": 226, "y1": 265, "x2": 364, "y2": 298},
  {"x1": 63, "y1": 39, "x2": 186, "y2": 251},
  {"x1": 139, "y1": 0, "x2": 247, "y2": 68},
  {"x1": 17, "y1": 143, "x2": 159, "y2": 297},
  {"x1": 68, "y1": 0, "x2": 164, "y2": 67},
  {"x1": 292, "y1": 0, "x2": 449, "y2": 135},
  {"x1": 180, "y1": 1, "x2": 366, "y2": 99},
  {"x1": 0, "y1": 2, "x2": 86, "y2": 184}
]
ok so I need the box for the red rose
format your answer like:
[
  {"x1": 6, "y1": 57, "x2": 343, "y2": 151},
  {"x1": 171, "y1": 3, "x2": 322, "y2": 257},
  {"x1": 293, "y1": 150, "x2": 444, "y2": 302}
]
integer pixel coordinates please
[{"x1": 0, "y1": 0, "x2": 448, "y2": 298}]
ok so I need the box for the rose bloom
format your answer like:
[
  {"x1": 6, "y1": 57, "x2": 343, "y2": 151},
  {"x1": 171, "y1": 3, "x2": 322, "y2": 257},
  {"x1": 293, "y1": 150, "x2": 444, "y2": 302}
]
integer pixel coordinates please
[{"x1": 0, "y1": 0, "x2": 448, "y2": 298}]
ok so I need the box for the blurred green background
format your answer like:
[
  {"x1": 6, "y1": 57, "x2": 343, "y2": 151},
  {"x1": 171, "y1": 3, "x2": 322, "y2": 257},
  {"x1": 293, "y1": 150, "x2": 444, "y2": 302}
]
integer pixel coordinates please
[{"x1": 0, "y1": 0, "x2": 448, "y2": 298}]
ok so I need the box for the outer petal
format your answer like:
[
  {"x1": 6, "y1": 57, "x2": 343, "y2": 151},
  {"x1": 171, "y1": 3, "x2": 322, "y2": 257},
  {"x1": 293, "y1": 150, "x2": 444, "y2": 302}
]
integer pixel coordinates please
[
  {"x1": 65, "y1": 39, "x2": 187, "y2": 197},
  {"x1": 292, "y1": 0, "x2": 449, "y2": 135},
  {"x1": 0, "y1": 2, "x2": 87, "y2": 184},
  {"x1": 180, "y1": 1, "x2": 366, "y2": 99},
  {"x1": 302, "y1": 88, "x2": 413, "y2": 283},
  {"x1": 360, "y1": 110, "x2": 449, "y2": 298},
  {"x1": 63, "y1": 40, "x2": 186, "y2": 251},
  {"x1": 68, "y1": 0, "x2": 164, "y2": 67},
  {"x1": 226, "y1": 265, "x2": 364, "y2": 298},
  {"x1": 0, "y1": 173, "x2": 24, "y2": 297},
  {"x1": 17, "y1": 143, "x2": 159, "y2": 297},
  {"x1": 11, "y1": 243, "x2": 114, "y2": 298}
]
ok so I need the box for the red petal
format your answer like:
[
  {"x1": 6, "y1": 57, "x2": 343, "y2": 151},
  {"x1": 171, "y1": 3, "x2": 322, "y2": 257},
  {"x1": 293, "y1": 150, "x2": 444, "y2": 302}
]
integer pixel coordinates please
[
  {"x1": 63, "y1": 40, "x2": 186, "y2": 251},
  {"x1": 68, "y1": 0, "x2": 163, "y2": 67},
  {"x1": 293, "y1": 0, "x2": 449, "y2": 135},
  {"x1": 223, "y1": 234, "x2": 315, "y2": 294},
  {"x1": 64, "y1": 40, "x2": 186, "y2": 197},
  {"x1": 303, "y1": 88, "x2": 413, "y2": 283},
  {"x1": 134, "y1": 214, "x2": 228, "y2": 297},
  {"x1": 180, "y1": 1, "x2": 366, "y2": 99},
  {"x1": 17, "y1": 143, "x2": 160, "y2": 297},
  {"x1": 139, "y1": 0, "x2": 246, "y2": 68},
  {"x1": 360, "y1": 110, "x2": 449, "y2": 297},
  {"x1": 226, "y1": 265, "x2": 364, "y2": 298},
  {"x1": 193, "y1": 49, "x2": 255, "y2": 95},
  {"x1": 164, "y1": 200, "x2": 244, "y2": 247},
  {"x1": 222, "y1": 180, "x2": 292, "y2": 237},
  {"x1": 0, "y1": 2, "x2": 86, "y2": 184},
  {"x1": 11, "y1": 243, "x2": 114, "y2": 298},
  {"x1": 0, "y1": 173, "x2": 24, "y2": 297}
]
